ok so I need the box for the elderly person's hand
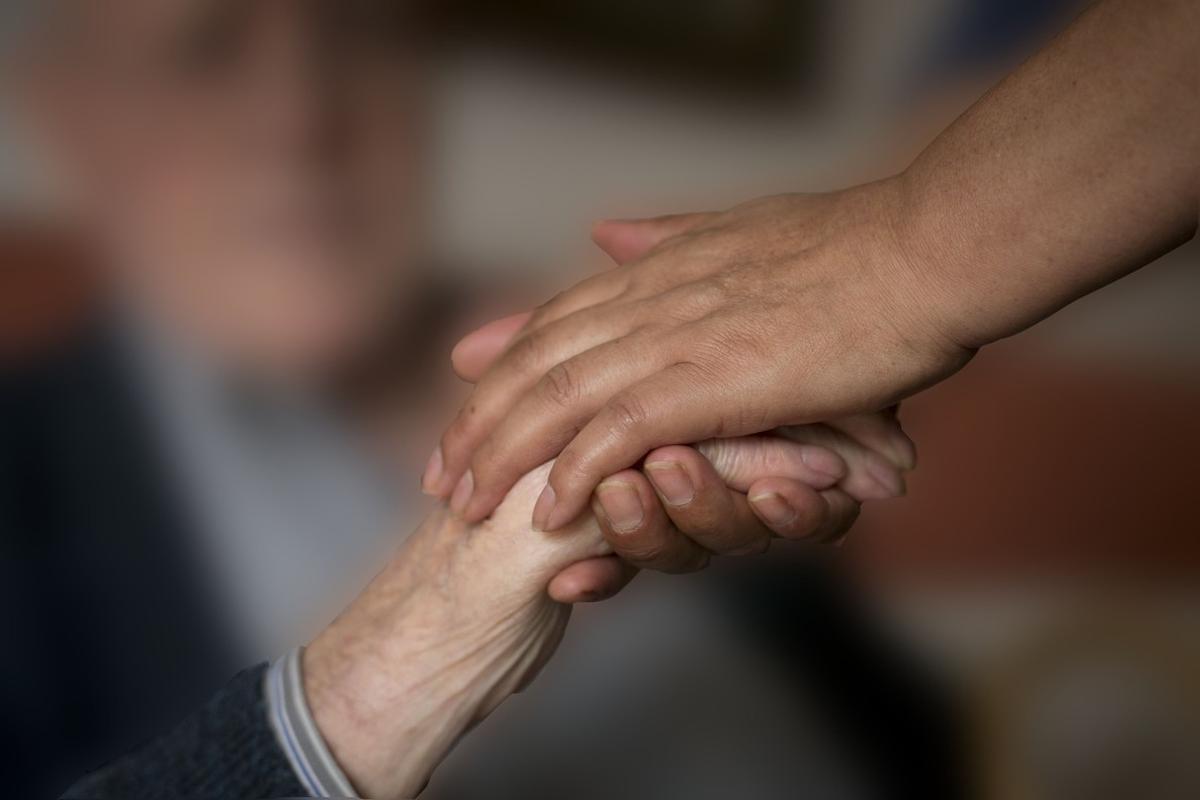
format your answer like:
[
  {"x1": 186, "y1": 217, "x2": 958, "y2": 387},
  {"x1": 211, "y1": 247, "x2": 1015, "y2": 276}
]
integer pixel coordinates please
[{"x1": 303, "y1": 462, "x2": 607, "y2": 799}]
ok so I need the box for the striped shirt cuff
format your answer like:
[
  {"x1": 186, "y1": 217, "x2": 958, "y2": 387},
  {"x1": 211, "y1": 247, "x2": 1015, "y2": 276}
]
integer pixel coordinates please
[{"x1": 265, "y1": 647, "x2": 360, "y2": 799}]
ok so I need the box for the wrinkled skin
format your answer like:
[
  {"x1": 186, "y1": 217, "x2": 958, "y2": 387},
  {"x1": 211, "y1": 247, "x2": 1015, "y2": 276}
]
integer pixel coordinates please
[{"x1": 305, "y1": 462, "x2": 607, "y2": 799}]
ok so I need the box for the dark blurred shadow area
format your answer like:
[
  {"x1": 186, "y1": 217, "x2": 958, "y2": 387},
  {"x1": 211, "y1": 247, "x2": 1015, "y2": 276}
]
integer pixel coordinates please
[{"x1": 2, "y1": 2, "x2": 1197, "y2": 799}]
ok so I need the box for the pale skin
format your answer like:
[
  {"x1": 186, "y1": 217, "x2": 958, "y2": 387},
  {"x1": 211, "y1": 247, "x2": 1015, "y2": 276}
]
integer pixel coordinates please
[
  {"x1": 304, "y1": 463, "x2": 604, "y2": 799},
  {"x1": 426, "y1": 0, "x2": 1200, "y2": 544}
]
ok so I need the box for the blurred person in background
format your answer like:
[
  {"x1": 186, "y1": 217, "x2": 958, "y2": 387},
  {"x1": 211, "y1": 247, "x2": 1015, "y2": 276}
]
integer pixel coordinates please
[{"x1": 0, "y1": 1, "x2": 951, "y2": 798}]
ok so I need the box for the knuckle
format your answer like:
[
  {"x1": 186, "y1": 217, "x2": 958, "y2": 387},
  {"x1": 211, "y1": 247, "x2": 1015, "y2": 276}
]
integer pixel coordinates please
[
  {"x1": 538, "y1": 361, "x2": 584, "y2": 409},
  {"x1": 674, "y1": 357, "x2": 721, "y2": 389},
  {"x1": 623, "y1": 265, "x2": 656, "y2": 295},
  {"x1": 656, "y1": 282, "x2": 725, "y2": 323},
  {"x1": 529, "y1": 291, "x2": 567, "y2": 327},
  {"x1": 629, "y1": 319, "x2": 671, "y2": 341},
  {"x1": 443, "y1": 407, "x2": 483, "y2": 453},
  {"x1": 819, "y1": 502, "x2": 860, "y2": 543},
  {"x1": 605, "y1": 391, "x2": 651, "y2": 434},
  {"x1": 507, "y1": 329, "x2": 551, "y2": 375},
  {"x1": 697, "y1": 274, "x2": 733, "y2": 305},
  {"x1": 468, "y1": 438, "x2": 502, "y2": 477},
  {"x1": 613, "y1": 536, "x2": 667, "y2": 566}
]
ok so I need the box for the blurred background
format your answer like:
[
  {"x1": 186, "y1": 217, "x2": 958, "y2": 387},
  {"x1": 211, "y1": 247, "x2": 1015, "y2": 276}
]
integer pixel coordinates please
[{"x1": 3, "y1": 1, "x2": 1199, "y2": 799}]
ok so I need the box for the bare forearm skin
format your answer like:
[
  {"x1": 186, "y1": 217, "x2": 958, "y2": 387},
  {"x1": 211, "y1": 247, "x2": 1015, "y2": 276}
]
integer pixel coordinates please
[{"x1": 902, "y1": 0, "x2": 1200, "y2": 350}]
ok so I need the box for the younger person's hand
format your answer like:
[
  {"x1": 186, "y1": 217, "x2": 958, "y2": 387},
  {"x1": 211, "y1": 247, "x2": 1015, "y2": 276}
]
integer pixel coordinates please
[
  {"x1": 424, "y1": 186, "x2": 965, "y2": 534},
  {"x1": 547, "y1": 411, "x2": 915, "y2": 602},
  {"x1": 435, "y1": 284, "x2": 916, "y2": 604}
]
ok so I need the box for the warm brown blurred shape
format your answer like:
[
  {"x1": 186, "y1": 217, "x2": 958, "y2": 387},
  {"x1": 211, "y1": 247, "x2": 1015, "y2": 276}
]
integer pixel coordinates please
[
  {"x1": 0, "y1": 226, "x2": 93, "y2": 361},
  {"x1": 849, "y1": 338, "x2": 1200, "y2": 584}
]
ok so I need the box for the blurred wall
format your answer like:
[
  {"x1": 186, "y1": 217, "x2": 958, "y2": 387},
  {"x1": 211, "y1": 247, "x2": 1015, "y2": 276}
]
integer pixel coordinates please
[{"x1": 3, "y1": 2, "x2": 1198, "y2": 797}]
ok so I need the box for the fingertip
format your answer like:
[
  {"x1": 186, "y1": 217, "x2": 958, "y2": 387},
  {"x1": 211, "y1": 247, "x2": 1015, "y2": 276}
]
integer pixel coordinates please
[
  {"x1": 420, "y1": 445, "x2": 445, "y2": 497},
  {"x1": 547, "y1": 557, "x2": 633, "y2": 604},
  {"x1": 459, "y1": 458, "x2": 518, "y2": 523},
  {"x1": 590, "y1": 218, "x2": 629, "y2": 263},
  {"x1": 799, "y1": 445, "x2": 847, "y2": 486},
  {"x1": 594, "y1": 472, "x2": 650, "y2": 535},
  {"x1": 449, "y1": 334, "x2": 482, "y2": 382},
  {"x1": 812, "y1": 489, "x2": 861, "y2": 544},
  {"x1": 541, "y1": 466, "x2": 597, "y2": 532},
  {"x1": 448, "y1": 469, "x2": 474, "y2": 515},
  {"x1": 461, "y1": 482, "x2": 509, "y2": 524},
  {"x1": 590, "y1": 217, "x2": 617, "y2": 243},
  {"x1": 450, "y1": 312, "x2": 533, "y2": 383},
  {"x1": 747, "y1": 478, "x2": 826, "y2": 540},
  {"x1": 424, "y1": 440, "x2": 460, "y2": 498},
  {"x1": 547, "y1": 574, "x2": 598, "y2": 604},
  {"x1": 864, "y1": 450, "x2": 907, "y2": 497},
  {"x1": 644, "y1": 446, "x2": 714, "y2": 509},
  {"x1": 532, "y1": 482, "x2": 558, "y2": 531},
  {"x1": 839, "y1": 450, "x2": 906, "y2": 501}
]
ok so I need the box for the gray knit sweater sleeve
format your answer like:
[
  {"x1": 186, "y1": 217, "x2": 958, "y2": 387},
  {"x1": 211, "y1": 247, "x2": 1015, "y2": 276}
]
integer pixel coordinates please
[{"x1": 62, "y1": 664, "x2": 309, "y2": 800}]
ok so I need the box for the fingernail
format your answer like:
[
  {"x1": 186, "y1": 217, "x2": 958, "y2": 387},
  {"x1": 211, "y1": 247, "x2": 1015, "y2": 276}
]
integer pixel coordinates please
[
  {"x1": 865, "y1": 452, "x2": 906, "y2": 497},
  {"x1": 644, "y1": 461, "x2": 695, "y2": 506},
  {"x1": 596, "y1": 481, "x2": 644, "y2": 533},
  {"x1": 532, "y1": 484, "x2": 557, "y2": 531},
  {"x1": 800, "y1": 446, "x2": 845, "y2": 481},
  {"x1": 421, "y1": 446, "x2": 444, "y2": 496},
  {"x1": 545, "y1": 501, "x2": 578, "y2": 531},
  {"x1": 449, "y1": 469, "x2": 474, "y2": 514},
  {"x1": 750, "y1": 492, "x2": 797, "y2": 527}
]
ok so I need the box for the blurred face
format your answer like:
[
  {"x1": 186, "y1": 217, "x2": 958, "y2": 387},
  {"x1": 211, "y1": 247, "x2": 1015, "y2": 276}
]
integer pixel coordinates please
[{"x1": 31, "y1": 0, "x2": 427, "y2": 380}]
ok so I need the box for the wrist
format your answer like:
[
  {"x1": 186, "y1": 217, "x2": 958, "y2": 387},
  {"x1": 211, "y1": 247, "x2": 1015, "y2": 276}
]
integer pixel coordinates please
[
  {"x1": 300, "y1": 509, "x2": 576, "y2": 799},
  {"x1": 303, "y1": 628, "x2": 484, "y2": 800},
  {"x1": 879, "y1": 170, "x2": 996, "y2": 354}
]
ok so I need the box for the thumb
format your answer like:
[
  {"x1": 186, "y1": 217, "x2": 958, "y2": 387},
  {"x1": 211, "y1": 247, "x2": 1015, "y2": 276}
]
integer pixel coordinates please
[
  {"x1": 590, "y1": 212, "x2": 716, "y2": 265},
  {"x1": 450, "y1": 311, "x2": 533, "y2": 383}
]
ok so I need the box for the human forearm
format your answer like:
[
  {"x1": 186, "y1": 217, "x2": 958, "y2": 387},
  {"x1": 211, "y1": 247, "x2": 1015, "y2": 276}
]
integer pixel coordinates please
[
  {"x1": 303, "y1": 541, "x2": 569, "y2": 798},
  {"x1": 304, "y1": 589, "x2": 567, "y2": 799},
  {"x1": 902, "y1": 0, "x2": 1200, "y2": 350}
]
